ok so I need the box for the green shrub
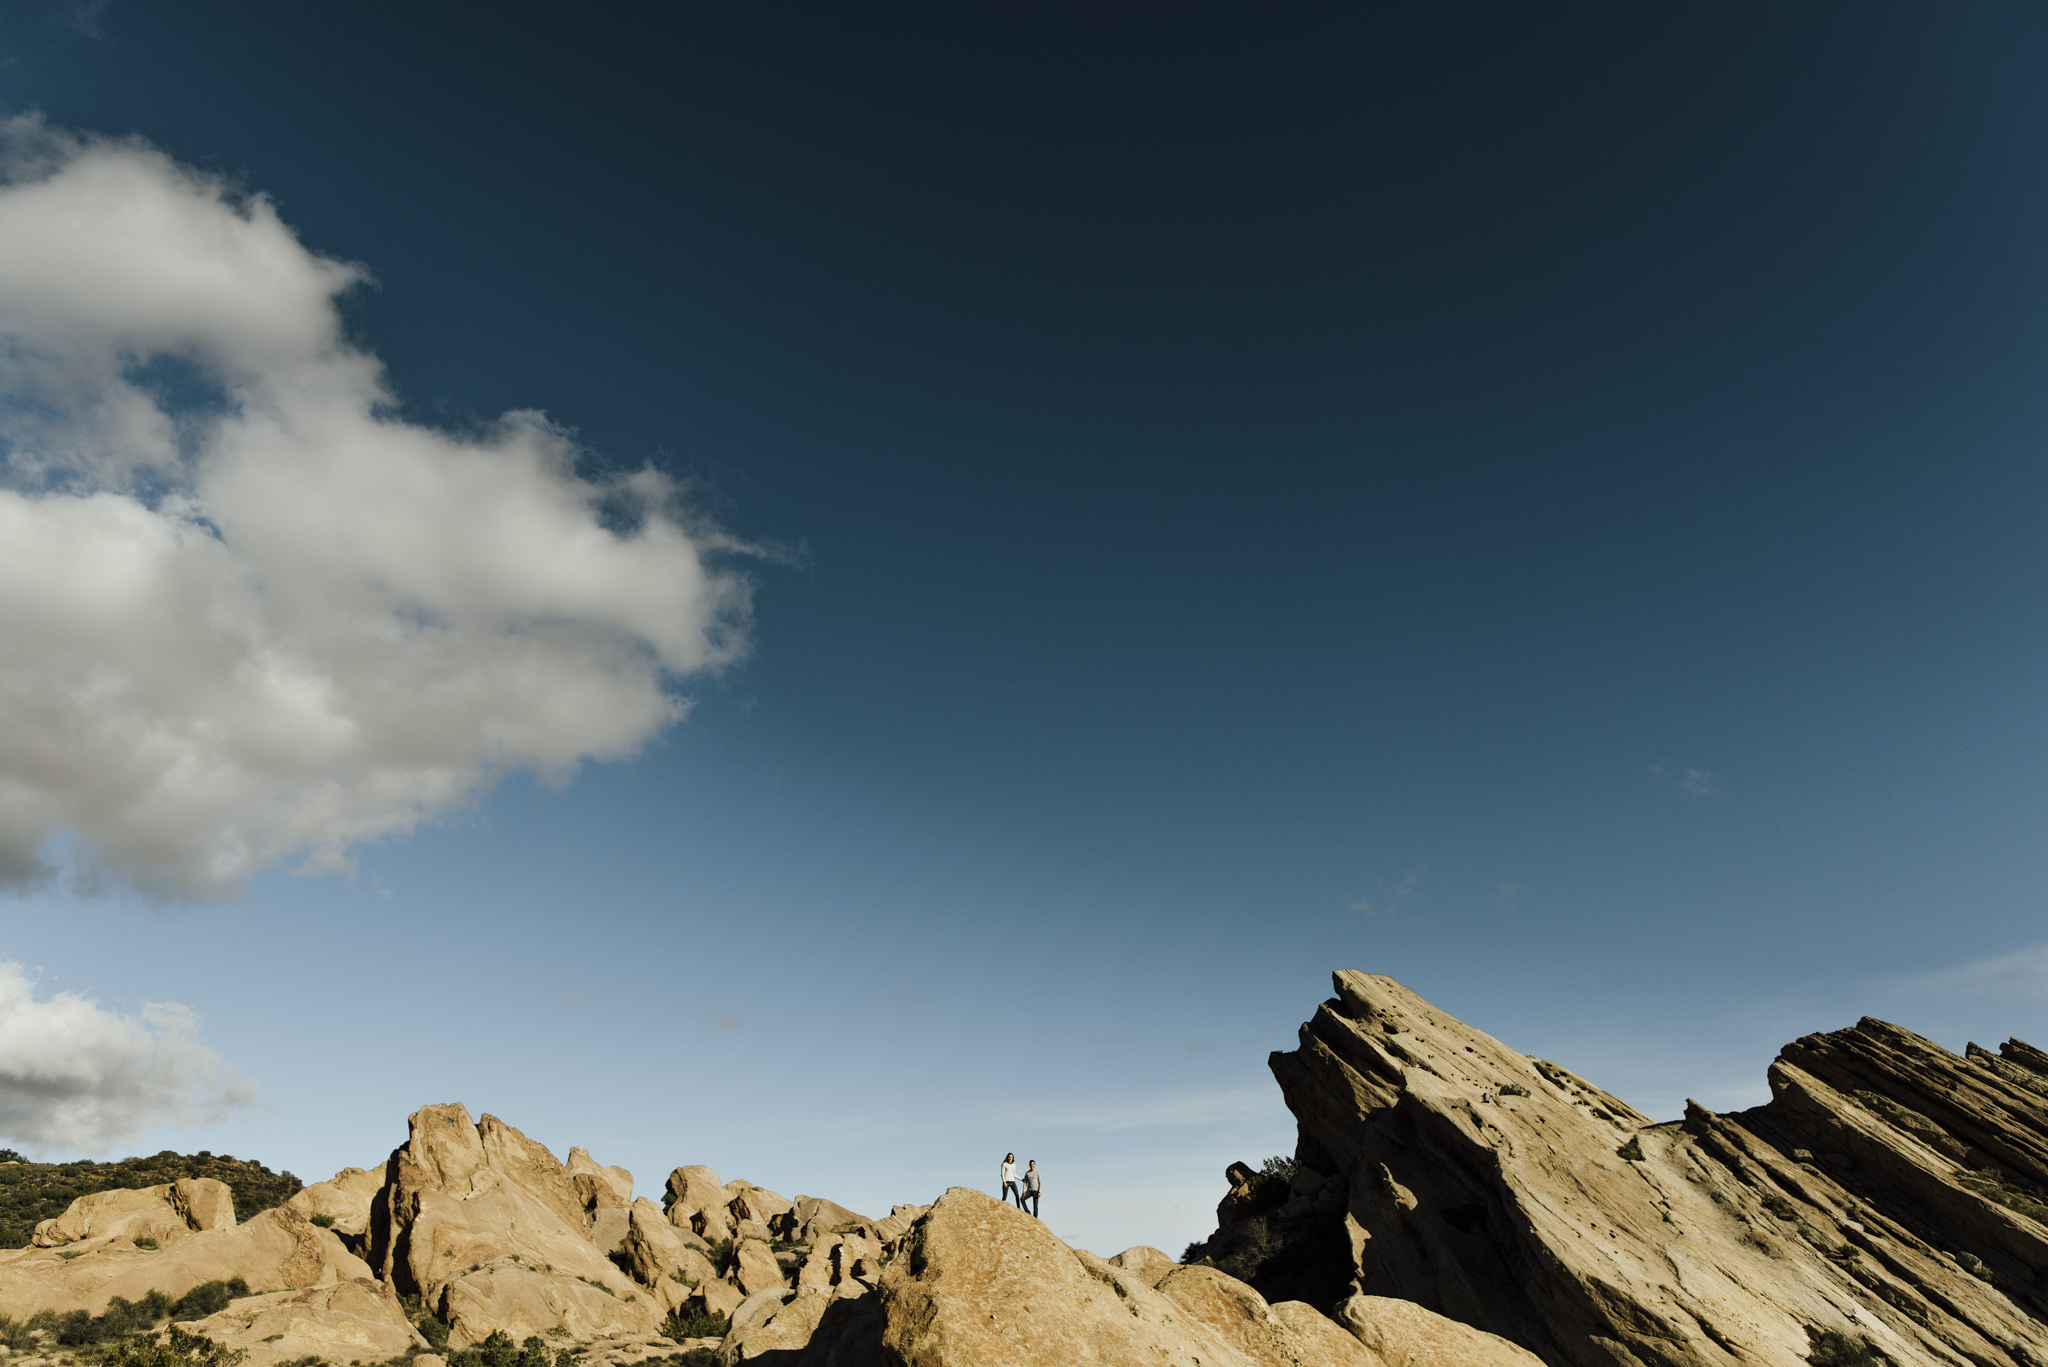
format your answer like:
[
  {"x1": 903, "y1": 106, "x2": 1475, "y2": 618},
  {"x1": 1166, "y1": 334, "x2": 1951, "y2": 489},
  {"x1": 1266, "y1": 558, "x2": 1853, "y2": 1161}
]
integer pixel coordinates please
[
  {"x1": 1242, "y1": 1156, "x2": 1299, "y2": 1208},
  {"x1": 666, "y1": 1268, "x2": 696, "y2": 1288},
  {"x1": 409, "y1": 1309, "x2": 449, "y2": 1353},
  {"x1": 1180, "y1": 1240, "x2": 1207, "y2": 1263},
  {"x1": 1616, "y1": 1137, "x2": 1645, "y2": 1162},
  {"x1": 1215, "y1": 1218, "x2": 1282, "y2": 1284},
  {"x1": 702, "y1": 1239, "x2": 734, "y2": 1273},
  {"x1": 0, "y1": 1315, "x2": 35, "y2": 1350},
  {"x1": 1957, "y1": 1168, "x2": 2048, "y2": 1222},
  {"x1": 30, "y1": 1290, "x2": 176, "y2": 1345},
  {"x1": 1805, "y1": 1326, "x2": 1880, "y2": 1367},
  {"x1": 58, "y1": 1249, "x2": 88, "y2": 1259},
  {"x1": 171, "y1": 1278, "x2": 251, "y2": 1321},
  {"x1": 134, "y1": 1237, "x2": 160, "y2": 1251},
  {"x1": 661, "y1": 1308, "x2": 728, "y2": 1340},
  {"x1": 443, "y1": 1330, "x2": 572, "y2": 1367},
  {"x1": 307, "y1": 1214, "x2": 335, "y2": 1229},
  {"x1": 95, "y1": 1324, "x2": 249, "y2": 1367}
]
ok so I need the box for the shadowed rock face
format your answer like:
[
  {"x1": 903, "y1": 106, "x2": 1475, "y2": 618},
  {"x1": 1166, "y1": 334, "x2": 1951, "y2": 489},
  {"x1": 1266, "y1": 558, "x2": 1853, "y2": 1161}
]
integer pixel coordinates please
[{"x1": 1201, "y1": 971, "x2": 2048, "y2": 1367}]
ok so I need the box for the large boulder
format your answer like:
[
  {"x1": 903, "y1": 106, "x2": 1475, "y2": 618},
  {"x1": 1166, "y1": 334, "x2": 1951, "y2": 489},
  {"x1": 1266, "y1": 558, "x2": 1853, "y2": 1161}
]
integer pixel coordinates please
[
  {"x1": 785, "y1": 1197, "x2": 869, "y2": 1244},
  {"x1": 566, "y1": 1147, "x2": 634, "y2": 1215},
  {"x1": 725, "y1": 1184, "x2": 794, "y2": 1229},
  {"x1": 664, "y1": 1165, "x2": 732, "y2": 1241},
  {"x1": 870, "y1": 1187, "x2": 1375, "y2": 1366},
  {"x1": 285, "y1": 1166, "x2": 384, "y2": 1240},
  {"x1": 370, "y1": 1102, "x2": 656, "y2": 1345},
  {"x1": 440, "y1": 1263, "x2": 652, "y2": 1347},
  {"x1": 1105, "y1": 1244, "x2": 1178, "y2": 1287},
  {"x1": 1335, "y1": 1294, "x2": 1544, "y2": 1367},
  {"x1": 870, "y1": 1204, "x2": 926, "y2": 1245},
  {"x1": 0, "y1": 1207, "x2": 371, "y2": 1317},
  {"x1": 31, "y1": 1178, "x2": 237, "y2": 1249},
  {"x1": 182, "y1": 1278, "x2": 416, "y2": 1367},
  {"x1": 622, "y1": 1200, "x2": 719, "y2": 1311},
  {"x1": 731, "y1": 1238, "x2": 785, "y2": 1298},
  {"x1": 1241, "y1": 971, "x2": 2048, "y2": 1367}
]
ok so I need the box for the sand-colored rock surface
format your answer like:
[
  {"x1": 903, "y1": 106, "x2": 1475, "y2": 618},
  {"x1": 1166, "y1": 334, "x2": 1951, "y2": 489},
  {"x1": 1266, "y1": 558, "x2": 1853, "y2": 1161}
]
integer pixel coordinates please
[
  {"x1": 664, "y1": 1165, "x2": 733, "y2": 1240},
  {"x1": 0, "y1": 1207, "x2": 370, "y2": 1316},
  {"x1": 285, "y1": 1166, "x2": 384, "y2": 1238},
  {"x1": 181, "y1": 1278, "x2": 415, "y2": 1367},
  {"x1": 440, "y1": 1262, "x2": 651, "y2": 1348},
  {"x1": 371, "y1": 1103, "x2": 654, "y2": 1344},
  {"x1": 29, "y1": 1177, "x2": 238, "y2": 1249},
  {"x1": 1223, "y1": 970, "x2": 2048, "y2": 1367},
  {"x1": 872, "y1": 1186, "x2": 1375, "y2": 1366},
  {"x1": 1106, "y1": 1243, "x2": 1179, "y2": 1286},
  {"x1": 1335, "y1": 1293, "x2": 1545, "y2": 1367}
]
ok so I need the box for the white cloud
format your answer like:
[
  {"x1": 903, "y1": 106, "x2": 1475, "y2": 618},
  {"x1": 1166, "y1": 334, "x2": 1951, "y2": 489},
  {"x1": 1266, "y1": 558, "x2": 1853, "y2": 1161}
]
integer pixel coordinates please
[
  {"x1": 0, "y1": 118, "x2": 757, "y2": 899},
  {"x1": 0, "y1": 960, "x2": 252, "y2": 1152}
]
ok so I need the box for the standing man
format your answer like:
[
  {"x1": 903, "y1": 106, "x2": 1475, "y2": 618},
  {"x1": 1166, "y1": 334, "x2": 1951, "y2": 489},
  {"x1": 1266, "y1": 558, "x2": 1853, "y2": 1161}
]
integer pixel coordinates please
[
  {"x1": 1001, "y1": 1153, "x2": 1022, "y2": 1207},
  {"x1": 1022, "y1": 1160, "x2": 1042, "y2": 1217}
]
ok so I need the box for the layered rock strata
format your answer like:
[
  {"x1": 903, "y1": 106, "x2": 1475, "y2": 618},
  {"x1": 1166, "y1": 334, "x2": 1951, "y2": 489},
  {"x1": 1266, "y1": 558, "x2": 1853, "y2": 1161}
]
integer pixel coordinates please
[{"x1": 1195, "y1": 970, "x2": 2048, "y2": 1367}]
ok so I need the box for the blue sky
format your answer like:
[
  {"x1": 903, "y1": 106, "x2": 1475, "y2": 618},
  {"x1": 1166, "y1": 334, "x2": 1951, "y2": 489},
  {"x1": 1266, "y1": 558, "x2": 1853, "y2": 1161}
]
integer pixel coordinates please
[{"x1": 0, "y1": 1, "x2": 2047, "y2": 1258}]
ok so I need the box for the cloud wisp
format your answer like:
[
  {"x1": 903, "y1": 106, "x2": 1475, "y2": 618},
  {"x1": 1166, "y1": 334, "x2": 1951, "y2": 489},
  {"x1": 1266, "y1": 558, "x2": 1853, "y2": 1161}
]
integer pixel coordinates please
[
  {"x1": 1885, "y1": 944, "x2": 2048, "y2": 1003},
  {"x1": 0, "y1": 961, "x2": 253, "y2": 1152},
  {"x1": 0, "y1": 118, "x2": 758, "y2": 899}
]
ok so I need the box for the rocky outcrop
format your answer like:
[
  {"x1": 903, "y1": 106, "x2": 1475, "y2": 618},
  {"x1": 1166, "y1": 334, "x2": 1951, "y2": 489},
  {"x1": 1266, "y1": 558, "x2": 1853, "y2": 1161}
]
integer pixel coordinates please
[
  {"x1": 0, "y1": 1207, "x2": 371, "y2": 1316},
  {"x1": 180, "y1": 1279, "x2": 415, "y2": 1367},
  {"x1": 862, "y1": 1185, "x2": 1495, "y2": 1367},
  {"x1": 370, "y1": 1102, "x2": 656, "y2": 1346},
  {"x1": 1199, "y1": 970, "x2": 2048, "y2": 1367},
  {"x1": 284, "y1": 1165, "x2": 382, "y2": 1248},
  {"x1": 28, "y1": 1177, "x2": 237, "y2": 1249}
]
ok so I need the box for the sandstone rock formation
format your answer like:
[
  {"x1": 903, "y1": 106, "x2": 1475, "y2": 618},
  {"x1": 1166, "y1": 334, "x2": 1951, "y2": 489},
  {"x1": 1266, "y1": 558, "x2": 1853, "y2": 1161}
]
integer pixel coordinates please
[
  {"x1": 869, "y1": 1186, "x2": 1382, "y2": 1366},
  {"x1": 284, "y1": 1166, "x2": 383, "y2": 1241},
  {"x1": 369, "y1": 1103, "x2": 656, "y2": 1346},
  {"x1": 1193, "y1": 970, "x2": 2048, "y2": 1367},
  {"x1": 0, "y1": 1206, "x2": 371, "y2": 1316},
  {"x1": 0, "y1": 1088, "x2": 1567, "y2": 1367},
  {"x1": 181, "y1": 1279, "x2": 415, "y2": 1367},
  {"x1": 28, "y1": 1177, "x2": 236, "y2": 1249}
]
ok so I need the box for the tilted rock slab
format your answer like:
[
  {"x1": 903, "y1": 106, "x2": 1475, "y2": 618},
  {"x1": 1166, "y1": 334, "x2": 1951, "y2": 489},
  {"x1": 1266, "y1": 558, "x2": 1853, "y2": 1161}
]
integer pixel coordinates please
[{"x1": 1260, "y1": 970, "x2": 2048, "y2": 1367}]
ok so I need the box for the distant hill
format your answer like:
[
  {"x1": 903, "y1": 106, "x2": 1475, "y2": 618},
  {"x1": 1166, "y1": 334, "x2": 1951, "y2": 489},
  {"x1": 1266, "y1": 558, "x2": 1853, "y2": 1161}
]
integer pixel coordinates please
[{"x1": 0, "y1": 1150, "x2": 303, "y2": 1248}]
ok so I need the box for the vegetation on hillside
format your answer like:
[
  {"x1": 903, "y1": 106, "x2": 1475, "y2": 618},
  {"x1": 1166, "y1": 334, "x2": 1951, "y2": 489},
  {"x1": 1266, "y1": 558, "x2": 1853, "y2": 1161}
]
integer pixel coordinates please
[{"x1": 0, "y1": 1151, "x2": 301, "y2": 1249}]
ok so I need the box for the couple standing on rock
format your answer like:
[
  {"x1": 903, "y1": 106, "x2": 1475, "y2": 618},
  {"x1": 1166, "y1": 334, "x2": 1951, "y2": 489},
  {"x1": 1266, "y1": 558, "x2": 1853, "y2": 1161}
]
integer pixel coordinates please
[{"x1": 1000, "y1": 1152, "x2": 1042, "y2": 1217}]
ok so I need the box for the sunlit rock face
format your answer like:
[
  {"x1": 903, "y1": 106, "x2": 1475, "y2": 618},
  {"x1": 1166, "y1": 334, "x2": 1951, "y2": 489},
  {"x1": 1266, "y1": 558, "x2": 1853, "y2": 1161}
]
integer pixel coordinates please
[{"x1": 1195, "y1": 969, "x2": 2048, "y2": 1367}]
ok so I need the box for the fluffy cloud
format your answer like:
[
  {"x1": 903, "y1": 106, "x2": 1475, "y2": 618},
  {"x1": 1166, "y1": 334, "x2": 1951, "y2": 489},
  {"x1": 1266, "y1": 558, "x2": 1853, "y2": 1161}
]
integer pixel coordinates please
[
  {"x1": 0, "y1": 119, "x2": 755, "y2": 898},
  {"x1": 0, "y1": 961, "x2": 252, "y2": 1152}
]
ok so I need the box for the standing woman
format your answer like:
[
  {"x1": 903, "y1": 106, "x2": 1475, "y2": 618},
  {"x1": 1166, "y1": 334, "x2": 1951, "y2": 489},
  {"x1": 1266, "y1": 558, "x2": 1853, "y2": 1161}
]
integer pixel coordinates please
[{"x1": 1000, "y1": 1153, "x2": 1021, "y2": 1207}]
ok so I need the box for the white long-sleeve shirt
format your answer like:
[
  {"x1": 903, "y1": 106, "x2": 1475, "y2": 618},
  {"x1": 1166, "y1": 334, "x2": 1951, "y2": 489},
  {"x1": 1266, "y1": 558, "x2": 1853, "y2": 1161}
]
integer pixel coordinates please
[{"x1": 1001, "y1": 1160, "x2": 1017, "y2": 1184}]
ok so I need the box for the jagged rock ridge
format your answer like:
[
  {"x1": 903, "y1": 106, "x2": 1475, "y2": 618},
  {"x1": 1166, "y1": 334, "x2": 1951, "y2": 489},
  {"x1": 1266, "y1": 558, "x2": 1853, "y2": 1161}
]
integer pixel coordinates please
[
  {"x1": 0, "y1": 1098, "x2": 1526, "y2": 1367},
  {"x1": 1192, "y1": 970, "x2": 2048, "y2": 1367}
]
